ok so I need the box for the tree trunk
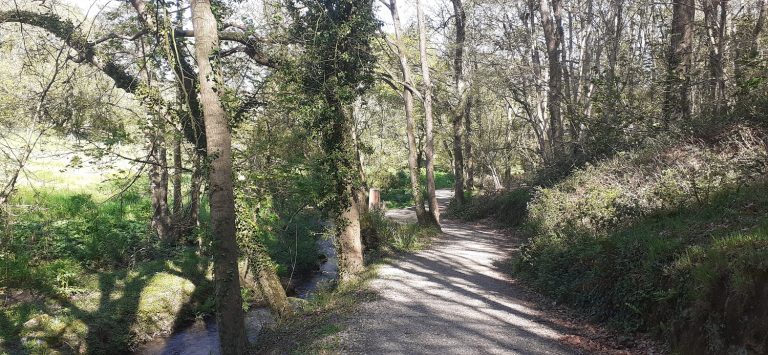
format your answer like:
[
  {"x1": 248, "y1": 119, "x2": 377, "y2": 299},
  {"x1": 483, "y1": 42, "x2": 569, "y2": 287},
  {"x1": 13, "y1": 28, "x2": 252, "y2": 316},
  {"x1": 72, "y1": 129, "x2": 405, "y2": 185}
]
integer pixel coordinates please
[
  {"x1": 451, "y1": 0, "x2": 467, "y2": 207},
  {"x1": 387, "y1": 0, "x2": 431, "y2": 225},
  {"x1": 464, "y1": 95, "x2": 473, "y2": 192},
  {"x1": 350, "y1": 105, "x2": 369, "y2": 215},
  {"x1": 417, "y1": 0, "x2": 441, "y2": 226},
  {"x1": 173, "y1": 133, "x2": 183, "y2": 215},
  {"x1": 242, "y1": 241, "x2": 292, "y2": 318},
  {"x1": 190, "y1": 155, "x2": 203, "y2": 227},
  {"x1": 663, "y1": 0, "x2": 695, "y2": 124},
  {"x1": 540, "y1": 0, "x2": 565, "y2": 160},
  {"x1": 188, "y1": 0, "x2": 248, "y2": 352},
  {"x1": 338, "y1": 187, "x2": 364, "y2": 282},
  {"x1": 149, "y1": 119, "x2": 173, "y2": 243},
  {"x1": 605, "y1": 0, "x2": 623, "y2": 122},
  {"x1": 703, "y1": 0, "x2": 727, "y2": 114},
  {"x1": 754, "y1": 0, "x2": 767, "y2": 56}
]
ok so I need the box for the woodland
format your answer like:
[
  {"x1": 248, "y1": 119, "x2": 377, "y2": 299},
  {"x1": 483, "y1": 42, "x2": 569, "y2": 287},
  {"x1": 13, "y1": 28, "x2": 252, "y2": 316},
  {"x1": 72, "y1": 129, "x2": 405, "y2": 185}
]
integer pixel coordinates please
[{"x1": 0, "y1": 0, "x2": 767, "y2": 354}]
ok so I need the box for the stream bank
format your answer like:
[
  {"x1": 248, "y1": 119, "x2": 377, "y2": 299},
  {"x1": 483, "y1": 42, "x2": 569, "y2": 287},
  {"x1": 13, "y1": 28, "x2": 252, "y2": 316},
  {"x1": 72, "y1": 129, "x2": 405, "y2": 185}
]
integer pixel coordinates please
[{"x1": 135, "y1": 237, "x2": 337, "y2": 355}]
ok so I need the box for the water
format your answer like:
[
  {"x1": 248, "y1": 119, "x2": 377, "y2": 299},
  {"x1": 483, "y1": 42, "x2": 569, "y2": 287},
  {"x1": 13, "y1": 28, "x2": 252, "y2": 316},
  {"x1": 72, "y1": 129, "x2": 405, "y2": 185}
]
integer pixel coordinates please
[
  {"x1": 135, "y1": 237, "x2": 337, "y2": 355},
  {"x1": 293, "y1": 237, "x2": 338, "y2": 298}
]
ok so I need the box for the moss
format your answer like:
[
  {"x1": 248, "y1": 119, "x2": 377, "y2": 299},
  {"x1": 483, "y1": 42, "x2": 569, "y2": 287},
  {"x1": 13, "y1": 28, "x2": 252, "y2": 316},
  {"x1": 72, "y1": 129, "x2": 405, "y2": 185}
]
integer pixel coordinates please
[
  {"x1": 1, "y1": 253, "x2": 215, "y2": 354},
  {"x1": 19, "y1": 314, "x2": 88, "y2": 354},
  {"x1": 131, "y1": 273, "x2": 197, "y2": 344}
]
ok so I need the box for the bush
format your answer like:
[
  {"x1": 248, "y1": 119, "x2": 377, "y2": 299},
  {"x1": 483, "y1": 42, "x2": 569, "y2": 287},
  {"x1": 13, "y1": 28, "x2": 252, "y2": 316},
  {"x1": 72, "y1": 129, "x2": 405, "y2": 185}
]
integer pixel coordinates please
[
  {"x1": 515, "y1": 126, "x2": 768, "y2": 352},
  {"x1": 448, "y1": 188, "x2": 532, "y2": 226},
  {"x1": 6, "y1": 191, "x2": 155, "y2": 269}
]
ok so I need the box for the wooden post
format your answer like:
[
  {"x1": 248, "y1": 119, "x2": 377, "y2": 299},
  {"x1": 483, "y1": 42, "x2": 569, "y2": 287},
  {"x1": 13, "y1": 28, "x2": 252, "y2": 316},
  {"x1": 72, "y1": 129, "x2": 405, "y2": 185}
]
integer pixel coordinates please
[{"x1": 369, "y1": 188, "x2": 381, "y2": 210}]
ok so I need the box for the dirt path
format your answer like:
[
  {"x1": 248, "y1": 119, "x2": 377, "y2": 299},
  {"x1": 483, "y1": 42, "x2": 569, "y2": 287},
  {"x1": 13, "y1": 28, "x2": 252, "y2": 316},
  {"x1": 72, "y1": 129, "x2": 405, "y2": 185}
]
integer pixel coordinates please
[{"x1": 339, "y1": 190, "x2": 653, "y2": 354}]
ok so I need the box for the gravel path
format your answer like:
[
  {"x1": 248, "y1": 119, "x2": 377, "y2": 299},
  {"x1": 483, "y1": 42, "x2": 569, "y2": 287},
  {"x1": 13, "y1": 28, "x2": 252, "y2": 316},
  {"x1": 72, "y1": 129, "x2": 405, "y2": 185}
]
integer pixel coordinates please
[{"x1": 339, "y1": 190, "x2": 578, "y2": 354}]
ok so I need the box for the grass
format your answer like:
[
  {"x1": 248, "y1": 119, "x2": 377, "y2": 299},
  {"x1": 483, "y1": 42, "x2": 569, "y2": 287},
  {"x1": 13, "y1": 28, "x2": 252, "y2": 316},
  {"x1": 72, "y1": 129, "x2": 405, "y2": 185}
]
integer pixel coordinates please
[
  {"x1": 253, "y1": 266, "x2": 380, "y2": 354},
  {"x1": 0, "y1": 182, "x2": 320, "y2": 353},
  {"x1": 0, "y1": 250, "x2": 215, "y2": 354},
  {"x1": 380, "y1": 169, "x2": 454, "y2": 209},
  {"x1": 484, "y1": 126, "x2": 768, "y2": 353},
  {"x1": 360, "y1": 209, "x2": 440, "y2": 254}
]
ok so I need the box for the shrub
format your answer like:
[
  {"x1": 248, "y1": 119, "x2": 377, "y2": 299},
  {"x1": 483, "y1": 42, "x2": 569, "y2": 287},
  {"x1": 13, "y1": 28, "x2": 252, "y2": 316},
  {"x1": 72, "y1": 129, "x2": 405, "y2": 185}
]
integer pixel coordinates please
[
  {"x1": 448, "y1": 188, "x2": 532, "y2": 226},
  {"x1": 515, "y1": 126, "x2": 768, "y2": 352}
]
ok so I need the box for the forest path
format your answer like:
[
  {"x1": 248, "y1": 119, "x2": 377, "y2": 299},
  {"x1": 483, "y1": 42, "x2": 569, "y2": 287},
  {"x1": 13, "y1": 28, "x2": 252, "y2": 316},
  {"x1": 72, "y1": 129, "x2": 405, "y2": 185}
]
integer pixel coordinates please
[{"x1": 338, "y1": 189, "x2": 581, "y2": 354}]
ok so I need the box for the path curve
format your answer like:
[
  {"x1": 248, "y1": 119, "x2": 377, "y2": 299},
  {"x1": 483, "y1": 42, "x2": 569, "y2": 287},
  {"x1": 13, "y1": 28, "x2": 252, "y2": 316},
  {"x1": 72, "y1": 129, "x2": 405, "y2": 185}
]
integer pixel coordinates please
[{"x1": 339, "y1": 190, "x2": 577, "y2": 354}]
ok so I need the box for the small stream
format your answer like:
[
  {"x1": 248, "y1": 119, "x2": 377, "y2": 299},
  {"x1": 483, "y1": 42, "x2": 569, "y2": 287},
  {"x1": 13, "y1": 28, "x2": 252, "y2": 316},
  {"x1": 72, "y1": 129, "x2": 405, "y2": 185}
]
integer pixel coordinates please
[{"x1": 135, "y1": 237, "x2": 337, "y2": 355}]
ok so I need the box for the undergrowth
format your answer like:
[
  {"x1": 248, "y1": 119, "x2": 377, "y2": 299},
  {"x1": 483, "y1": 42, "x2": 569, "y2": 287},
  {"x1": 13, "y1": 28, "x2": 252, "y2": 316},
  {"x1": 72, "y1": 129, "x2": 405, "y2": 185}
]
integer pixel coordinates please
[
  {"x1": 0, "y1": 184, "x2": 323, "y2": 354},
  {"x1": 514, "y1": 125, "x2": 768, "y2": 354}
]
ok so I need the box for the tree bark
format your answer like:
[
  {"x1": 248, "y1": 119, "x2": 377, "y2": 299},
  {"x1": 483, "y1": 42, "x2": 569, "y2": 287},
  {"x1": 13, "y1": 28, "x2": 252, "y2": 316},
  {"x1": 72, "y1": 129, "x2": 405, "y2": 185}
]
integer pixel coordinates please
[
  {"x1": 190, "y1": 155, "x2": 203, "y2": 227},
  {"x1": 605, "y1": 0, "x2": 623, "y2": 122},
  {"x1": 663, "y1": 0, "x2": 695, "y2": 124},
  {"x1": 149, "y1": 129, "x2": 172, "y2": 242},
  {"x1": 465, "y1": 94, "x2": 475, "y2": 192},
  {"x1": 189, "y1": 0, "x2": 248, "y2": 352},
  {"x1": 702, "y1": 0, "x2": 727, "y2": 114},
  {"x1": 417, "y1": 0, "x2": 441, "y2": 226},
  {"x1": 338, "y1": 187, "x2": 364, "y2": 282},
  {"x1": 172, "y1": 133, "x2": 183, "y2": 215},
  {"x1": 451, "y1": 0, "x2": 467, "y2": 207},
  {"x1": 387, "y1": 0, "x2": 431, "y2": 226},
  {"x1": 240, "y1": 236, "x2": 292, "y2": 318}
]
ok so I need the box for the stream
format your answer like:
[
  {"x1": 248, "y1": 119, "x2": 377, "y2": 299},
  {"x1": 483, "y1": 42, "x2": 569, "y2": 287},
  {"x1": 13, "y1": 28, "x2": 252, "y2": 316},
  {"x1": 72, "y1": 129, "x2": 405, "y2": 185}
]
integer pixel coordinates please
[{"x1": 135, "y1": 237, "x2": 338, "y2": 355}]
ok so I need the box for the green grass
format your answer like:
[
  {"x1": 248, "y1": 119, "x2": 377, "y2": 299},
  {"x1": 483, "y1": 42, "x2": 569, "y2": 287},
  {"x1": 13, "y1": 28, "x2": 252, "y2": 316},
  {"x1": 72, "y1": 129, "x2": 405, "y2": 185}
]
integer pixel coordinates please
[
  {"x1": 360, "y1": 209, "x2": 440, "y2": 254},
  {"x1": 253, "y1": 265, "x2": 379, "y2": 354},
  {"x1": 380, "y1": 169, "x2": 454, "y2": 209}
]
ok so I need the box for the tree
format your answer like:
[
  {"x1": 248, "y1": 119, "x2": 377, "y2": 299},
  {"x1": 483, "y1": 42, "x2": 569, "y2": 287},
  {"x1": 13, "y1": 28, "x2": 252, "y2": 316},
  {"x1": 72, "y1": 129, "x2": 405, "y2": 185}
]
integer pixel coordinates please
[
  {"x1": 702, "y1": 0, "x2": 727, "y2": 114},
  {"x1": 286, "y1": 0, "x2": 378, "y2": 282},
  {"x1": 188, "y1": 0, "x2": 248, "y2": 351},
  {"x1": 539, "y1": 0, "x2": 565, "y2": 159},
  {"x1": 450, "y1": 0, "x2": 468, "y2": 206},
  {"x1": 383, "y1": 0, "x2": 434, "y2": 227},
  {"x1": 417, "y1": 0, "x2": 441, "y2": 226},
  {"x1": 663, "y1": 0, "x2": 695, "y2": 124}
]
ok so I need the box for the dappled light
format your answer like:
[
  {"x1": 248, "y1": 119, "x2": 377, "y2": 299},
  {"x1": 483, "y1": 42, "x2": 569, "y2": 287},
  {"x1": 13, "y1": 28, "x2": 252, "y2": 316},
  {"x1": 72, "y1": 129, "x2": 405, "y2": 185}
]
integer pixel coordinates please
[{"x1": 1, "y1": 0, "x2": 767, "y2": 353}]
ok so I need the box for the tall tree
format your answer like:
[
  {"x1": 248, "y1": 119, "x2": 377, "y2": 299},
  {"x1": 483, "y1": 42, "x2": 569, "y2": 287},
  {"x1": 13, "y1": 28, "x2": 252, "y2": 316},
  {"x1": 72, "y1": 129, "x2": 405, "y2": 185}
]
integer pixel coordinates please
[
  {"x1": 451, "y1": 0, "x2": 467, "y2": 206},
  {"x1": 385, "y1": 0, "x2": 432, "y2": 226},
  {"x1": 702, "y1": 0, "x2": 727, "y2": 114},
  {"x1": 188, "y1": 0, "x2": 248, "y2": 351},
  {"x1": 287, "y1": 0, "x2": 378, "y2": 282},
  {"x1": 663, "y1": 0, "x2": 695, "y2": 124},
  {"x1": 539, "y1": 0, "x2": 565, "y2": 159},
  {"x1": 417, "y1": 0, "x2": 441, "y2": 226}
]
